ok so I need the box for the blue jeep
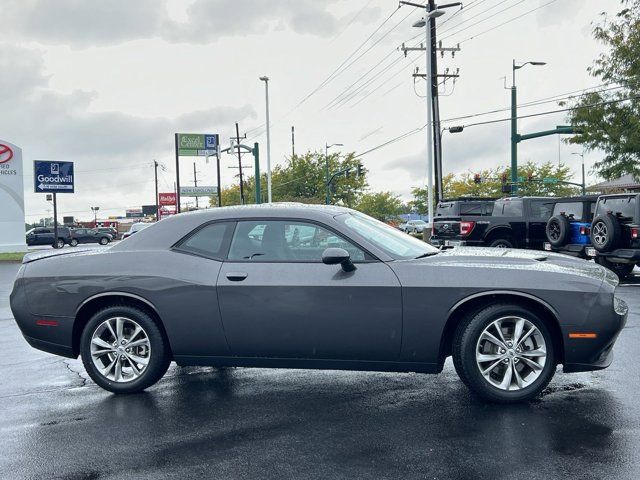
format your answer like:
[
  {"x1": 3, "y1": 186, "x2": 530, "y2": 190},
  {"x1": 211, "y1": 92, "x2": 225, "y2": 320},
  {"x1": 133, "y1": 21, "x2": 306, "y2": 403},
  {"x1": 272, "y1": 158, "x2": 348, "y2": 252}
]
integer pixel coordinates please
[{"x1": 543, "y1": 196, "x2": 598, "y2": 258}]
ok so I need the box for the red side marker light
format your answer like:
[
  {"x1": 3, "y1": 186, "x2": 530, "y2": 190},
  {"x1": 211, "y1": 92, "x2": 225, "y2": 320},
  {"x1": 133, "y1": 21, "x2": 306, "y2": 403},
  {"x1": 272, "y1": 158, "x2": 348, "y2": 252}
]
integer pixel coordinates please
[
  {"x1": 631, "y1": 228, "x2": 639, "y2": 239},
  {"x1": 36, "y1": 319, "x2": 59, "y2": 327}
]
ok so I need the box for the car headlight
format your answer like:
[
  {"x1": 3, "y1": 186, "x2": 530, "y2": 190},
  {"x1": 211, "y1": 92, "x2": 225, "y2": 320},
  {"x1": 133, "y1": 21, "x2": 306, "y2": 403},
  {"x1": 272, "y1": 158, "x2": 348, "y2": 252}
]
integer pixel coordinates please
[{"x1": 614, "y1": 295, "x2": 628, "y2": 316}]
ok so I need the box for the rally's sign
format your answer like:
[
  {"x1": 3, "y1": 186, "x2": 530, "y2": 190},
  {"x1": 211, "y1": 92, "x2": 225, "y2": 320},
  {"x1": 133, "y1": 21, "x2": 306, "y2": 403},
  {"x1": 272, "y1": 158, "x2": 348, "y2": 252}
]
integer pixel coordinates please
[
  {"x1": 159, "y1": 192, "x2": 177, "y2": 206},
  {"x1": 34, "y1": 160, "x2": 75, "y2": 193},
  {"x1": 177, "y1": 133, "x2": 219, "y2": 157},
  {"x1": 0, "y1": 140, "x2": 26, "y2": 252},
  {"x1": 180, "y1": 186, "x2": 218, "y2": 197}
]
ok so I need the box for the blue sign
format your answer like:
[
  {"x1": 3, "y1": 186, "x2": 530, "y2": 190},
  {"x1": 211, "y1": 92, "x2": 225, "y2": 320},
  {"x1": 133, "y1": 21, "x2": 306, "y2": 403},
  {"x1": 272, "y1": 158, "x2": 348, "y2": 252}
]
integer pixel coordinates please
[
  {"x1": 204, "y1": 134, "x2": 219, "y2": 150},
  {"x1": 34, "y1": 160, "x2": 75, "y2": 193}
]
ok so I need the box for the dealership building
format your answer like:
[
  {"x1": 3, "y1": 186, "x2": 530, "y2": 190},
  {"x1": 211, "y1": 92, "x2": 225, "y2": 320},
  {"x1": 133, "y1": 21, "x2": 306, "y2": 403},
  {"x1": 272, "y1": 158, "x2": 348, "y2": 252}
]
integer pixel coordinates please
[{"x1": 0, "y1": 139, "x2": 27, "y2": 253}]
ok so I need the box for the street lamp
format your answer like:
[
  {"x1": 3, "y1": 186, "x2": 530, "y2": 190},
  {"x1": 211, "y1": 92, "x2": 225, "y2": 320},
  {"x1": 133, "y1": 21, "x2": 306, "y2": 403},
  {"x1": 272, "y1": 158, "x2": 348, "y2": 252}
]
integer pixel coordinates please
[
  {"x1": 90, "y1": 206, "x2": 100, "y2": 226},
  {"x1": 325, "y1": 143, "x2": 344, "y2": 205},
  {"x1": 511, "y1": 59, "x2": 546, "y2": 193},
  {"x1": 572, "y1": 152, "x2": 586, "y2": 195},
  {"x1": 259, "y1": 76, "x2": 272, "y2": 203},
  {"x1": 413, "y1": 7, "x2": 447, "y2": 233}
]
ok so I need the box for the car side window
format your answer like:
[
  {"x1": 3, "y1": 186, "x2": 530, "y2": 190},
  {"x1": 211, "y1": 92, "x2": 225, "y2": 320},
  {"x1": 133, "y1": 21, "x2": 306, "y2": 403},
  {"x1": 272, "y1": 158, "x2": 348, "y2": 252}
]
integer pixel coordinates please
[
  {"x1": 460, "y1": 203, "x2": 482, "y2": 215},
  {"x1": 529, "y1": 201, "x2": 555, "y2": 219},
  {"x1": 175, "y1": 222, "x2": 233, "y2": 260},
  {"x1": 492, "y1": 200, "x2": 523, "y2": 217},
  {"x1": 228, "y1": 220, "x2": 366, "y2": 262}
]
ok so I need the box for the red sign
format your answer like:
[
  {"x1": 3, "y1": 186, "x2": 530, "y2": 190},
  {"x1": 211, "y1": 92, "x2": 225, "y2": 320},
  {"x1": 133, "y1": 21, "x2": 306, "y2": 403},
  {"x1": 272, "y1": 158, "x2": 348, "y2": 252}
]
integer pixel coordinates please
[
  {"x1": 159, "y1": 192, "x2": 177, "y2": 206},
  {"x1": 159, "y1": 207, "x2": 176, "y2": 219},
  {"x1": 0, "y1": 144, "x2": 13, "y2": 164}
]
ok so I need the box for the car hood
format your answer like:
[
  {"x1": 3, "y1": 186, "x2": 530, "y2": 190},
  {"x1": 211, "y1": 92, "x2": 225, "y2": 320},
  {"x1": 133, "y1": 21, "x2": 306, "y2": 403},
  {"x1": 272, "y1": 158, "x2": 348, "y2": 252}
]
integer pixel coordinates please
[{"x1": 425, "y1": 246, "x2": 615, "y2": 285}]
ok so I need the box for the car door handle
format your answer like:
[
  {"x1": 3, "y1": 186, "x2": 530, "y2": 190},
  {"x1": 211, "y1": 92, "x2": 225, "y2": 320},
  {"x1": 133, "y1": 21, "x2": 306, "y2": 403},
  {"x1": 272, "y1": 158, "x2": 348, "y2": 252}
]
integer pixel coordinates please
[{"x1": 226, "y1": 272, "x2": 248, "y2": 281}]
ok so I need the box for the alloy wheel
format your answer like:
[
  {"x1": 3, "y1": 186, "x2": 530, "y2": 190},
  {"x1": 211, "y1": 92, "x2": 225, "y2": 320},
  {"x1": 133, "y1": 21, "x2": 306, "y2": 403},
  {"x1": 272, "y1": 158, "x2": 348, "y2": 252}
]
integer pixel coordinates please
[
  {"x1": 592, "y1": 221, "x2": 608, "y2": 247},
  {"x1": 548, "y1": 221, "x2": 561, "y2": 241},
  {"x1": 475, "y1": 316, "x2": 547, "y2": 391},
  {"x1": 90, "y1": 317, "x2": 151, "y2": 383}
]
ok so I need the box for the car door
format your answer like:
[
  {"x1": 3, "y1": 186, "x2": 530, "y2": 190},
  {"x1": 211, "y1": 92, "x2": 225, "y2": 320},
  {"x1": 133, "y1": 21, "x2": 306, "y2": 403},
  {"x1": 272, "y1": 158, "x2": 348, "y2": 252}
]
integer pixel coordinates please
[
  {"x1": 217, "y1": 219, "x2": 402, "y2": 361},
  {"x1": 35, "y1": 228, "x2": 51, "y2": 245}
]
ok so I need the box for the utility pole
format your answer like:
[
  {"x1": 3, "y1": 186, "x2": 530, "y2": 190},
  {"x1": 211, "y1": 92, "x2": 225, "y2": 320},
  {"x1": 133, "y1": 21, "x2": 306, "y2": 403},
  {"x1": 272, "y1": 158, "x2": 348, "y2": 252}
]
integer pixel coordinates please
[
  {"x1": 235, "y1": 122, "x2": 245, "y2": 205},
  {"x1": 192, "y1": 162, "x2": 199, "y2": 209},
  {"x1": 402, "y1": 1, "x2": 461, "y2": 205},
  {"x1": 154, "y1": 160, "x2": 159, "y2": 221},
  {"x1": 291, "y1": 126, "x2": 295, "y2": 158},
  {"x1": 325, "y1": 143, "x2": 343, "y2": 205},
  {"x1": 572, "y1": 152, "x2": 586, "y2": 195}
]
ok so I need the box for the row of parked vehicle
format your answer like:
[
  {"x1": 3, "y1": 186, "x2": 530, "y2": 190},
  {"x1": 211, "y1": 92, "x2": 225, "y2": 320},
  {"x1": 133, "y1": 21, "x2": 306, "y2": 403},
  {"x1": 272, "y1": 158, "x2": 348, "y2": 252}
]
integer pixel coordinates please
[
  {"x1": 430, "y1": 193, "x2": 640, "y2": 279},
  {"x1": 25, "y1": 223, "x2": 151, "y2": 249}
]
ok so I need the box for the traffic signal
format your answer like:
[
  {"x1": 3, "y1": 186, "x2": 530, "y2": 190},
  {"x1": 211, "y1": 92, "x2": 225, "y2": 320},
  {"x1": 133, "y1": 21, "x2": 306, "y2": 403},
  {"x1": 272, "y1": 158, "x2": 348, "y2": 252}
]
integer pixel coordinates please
[
  {"x1": 501, "y1": 173, "x2": 510, "y2": 194},
  {"x1": 473, "y1": 174, "x2": 481, "y2": 184},
  {"x1": 356, "y1": 164, "x2": 364, "y2": 178}
]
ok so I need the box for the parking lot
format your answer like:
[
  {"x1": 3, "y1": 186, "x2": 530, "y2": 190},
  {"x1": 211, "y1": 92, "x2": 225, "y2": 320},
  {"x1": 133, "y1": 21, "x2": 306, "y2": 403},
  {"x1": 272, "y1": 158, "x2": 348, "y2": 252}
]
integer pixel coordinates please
[{"x1": 0, "y1": 260, "x2": 639, "y2": 480}]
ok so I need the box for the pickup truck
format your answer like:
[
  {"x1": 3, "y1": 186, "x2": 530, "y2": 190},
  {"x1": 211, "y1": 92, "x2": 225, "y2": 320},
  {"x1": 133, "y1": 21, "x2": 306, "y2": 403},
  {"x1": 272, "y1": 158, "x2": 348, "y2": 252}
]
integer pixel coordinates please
[
  {"x1": 586, "y1": 193, "x2": 640, "y2": 279},
  {"x1": 432, "y1": 197, "x2": 557, "y2": 249}
]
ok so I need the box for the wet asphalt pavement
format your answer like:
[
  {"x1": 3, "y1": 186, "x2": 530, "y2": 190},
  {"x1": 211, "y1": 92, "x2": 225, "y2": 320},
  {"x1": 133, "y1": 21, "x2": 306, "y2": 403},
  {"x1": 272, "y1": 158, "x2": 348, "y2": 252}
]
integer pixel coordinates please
[{"x1": 0, "y1": 262, "x2": 639, "y2": 480}]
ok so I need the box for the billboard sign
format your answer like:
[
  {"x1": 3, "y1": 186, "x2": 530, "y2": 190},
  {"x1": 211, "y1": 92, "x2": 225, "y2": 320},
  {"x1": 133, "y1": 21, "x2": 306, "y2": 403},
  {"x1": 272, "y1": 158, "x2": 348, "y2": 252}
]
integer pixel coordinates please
[
  {"x1": 34, "y1": 160, "x2": 75, "y2": 193},
  {"x1": 159, "y1": 207, "x2": 177, "y2": 219},
  {"x1": 142, "y1": 205, "x2": 158, "y2": 216},
  {"x1": 180, "y1": 186, "x2": 218, "y2": 197},
  {"x1": 177, "y1": 133, "x2": 219, "y2": 157},
  {"x1": 126, "y1": 208, "x2": 144, "y2": 218},
  {"x1": 0, "y1": 140, "x2": 26, "y2": 252},
  {"x1": 159, "y1": 192, "x2": 177, "y2": 206}
]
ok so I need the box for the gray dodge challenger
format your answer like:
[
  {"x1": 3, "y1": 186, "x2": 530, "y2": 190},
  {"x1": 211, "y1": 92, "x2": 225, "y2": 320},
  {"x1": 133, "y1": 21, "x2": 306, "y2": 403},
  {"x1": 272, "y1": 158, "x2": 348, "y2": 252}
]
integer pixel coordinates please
[{"x1": 10, "y1": 204, "x2": 628, "y2": 403}]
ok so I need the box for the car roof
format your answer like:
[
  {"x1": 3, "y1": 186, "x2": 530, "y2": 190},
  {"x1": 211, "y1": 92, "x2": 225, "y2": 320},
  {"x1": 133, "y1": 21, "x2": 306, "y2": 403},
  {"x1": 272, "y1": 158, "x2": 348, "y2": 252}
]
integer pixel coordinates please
[{"x1": 555, "y1": 195, "x2": 599, "y2": 202}]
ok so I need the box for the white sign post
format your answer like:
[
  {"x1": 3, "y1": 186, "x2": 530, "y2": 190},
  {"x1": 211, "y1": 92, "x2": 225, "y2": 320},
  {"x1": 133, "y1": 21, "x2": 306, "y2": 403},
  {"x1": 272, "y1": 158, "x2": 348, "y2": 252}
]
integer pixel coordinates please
[{"x1": 0, "y1": 140, "x2": 27, "y2": 253}]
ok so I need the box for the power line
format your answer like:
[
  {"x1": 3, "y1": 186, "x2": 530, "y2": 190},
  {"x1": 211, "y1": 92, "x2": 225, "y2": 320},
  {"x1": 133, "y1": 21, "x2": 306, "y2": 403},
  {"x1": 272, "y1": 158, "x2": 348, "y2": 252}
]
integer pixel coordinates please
[
  {"x1": 439, "y1": 0, "x2": 520, "y2": 37},
  {"x1": 453, "y1": 0, "x2": 560, "y2": 44}
]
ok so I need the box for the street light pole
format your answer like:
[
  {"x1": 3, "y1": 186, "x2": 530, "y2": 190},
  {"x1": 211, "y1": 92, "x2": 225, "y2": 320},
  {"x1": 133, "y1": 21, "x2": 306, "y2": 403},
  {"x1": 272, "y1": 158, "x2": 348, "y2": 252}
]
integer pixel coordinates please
[
  {"x1": 572, "y1": 152, "x2": 586, "y2": 195},
  {"x1": 325, "y1": 143, "x2": 344, "y2": 205},
  {"x1": 259, "y1": 76, "x2": 272, "y2": 203},
  {"x1": 511, "y1": 60, "x2": 546, "y2": 194},
  {"x1": 154, "y1": 160, "x2": 159, "y2": 221}
]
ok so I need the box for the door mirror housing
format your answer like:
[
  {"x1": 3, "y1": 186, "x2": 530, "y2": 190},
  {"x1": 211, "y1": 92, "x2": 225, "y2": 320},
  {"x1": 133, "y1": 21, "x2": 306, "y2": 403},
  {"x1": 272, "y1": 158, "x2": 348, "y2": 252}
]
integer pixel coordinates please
[{"x1": 322, "y1": 247, "x2": 356, "y2": 272}]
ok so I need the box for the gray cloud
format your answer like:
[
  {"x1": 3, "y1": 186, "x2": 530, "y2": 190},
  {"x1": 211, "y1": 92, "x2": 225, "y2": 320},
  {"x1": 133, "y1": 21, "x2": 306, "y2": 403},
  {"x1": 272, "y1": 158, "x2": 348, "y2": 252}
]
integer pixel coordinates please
[
  {"x1": 4, "y1": 0, "x2": 379, "y2": 47},
  {"x1": 0, "y1": 45, "x2": 255, "y2": 217}
]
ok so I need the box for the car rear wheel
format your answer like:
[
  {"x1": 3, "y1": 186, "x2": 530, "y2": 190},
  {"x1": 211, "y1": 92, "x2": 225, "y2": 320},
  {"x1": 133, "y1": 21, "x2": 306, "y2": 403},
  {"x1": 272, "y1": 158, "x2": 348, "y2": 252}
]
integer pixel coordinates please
[
  {"x1": 70, "y1": 239, "x2": 79, "y2": 247},
  {"x1": 595, "y1": 256, "x2": 635, "y2": 279},
  {"x1": 80, "y1": 306, "x2": 171, "y2": 393},
  {"x1": 546, "y1": 215, "x2": 570, "y2": 247},
  {"x1": 452, "y1": 303, "x2": 556, "y2": 403},
  {"x1": 591, "y1": 214, "x2": 621, "y2": 252}
]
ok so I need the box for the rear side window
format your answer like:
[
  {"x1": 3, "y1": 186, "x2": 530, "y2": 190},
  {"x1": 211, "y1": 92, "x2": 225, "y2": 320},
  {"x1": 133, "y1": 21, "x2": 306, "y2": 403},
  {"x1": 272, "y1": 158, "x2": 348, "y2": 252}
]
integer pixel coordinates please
[
  {"x1": 553, "y1": 202, "x2": 582, "y2": 220},
  {"x1": 175, "y1": 222, "x2": 233, "y2": 260},
  {"x1": 597, "y1": 197, "x2": 636, "y2": 219},
  {"x1": 529, "y1": 200, "x2": 555, "y2": 219},
  {"x1": 492, "y1": 200, "x2": 523, "y2": 217}
]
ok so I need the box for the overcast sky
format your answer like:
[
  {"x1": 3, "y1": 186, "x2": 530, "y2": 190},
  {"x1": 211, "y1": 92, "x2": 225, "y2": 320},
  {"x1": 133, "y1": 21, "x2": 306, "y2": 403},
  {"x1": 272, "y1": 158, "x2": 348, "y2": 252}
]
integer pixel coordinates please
[{"x1": 1, "y1": 0, "x2": 619, "y2": 222}]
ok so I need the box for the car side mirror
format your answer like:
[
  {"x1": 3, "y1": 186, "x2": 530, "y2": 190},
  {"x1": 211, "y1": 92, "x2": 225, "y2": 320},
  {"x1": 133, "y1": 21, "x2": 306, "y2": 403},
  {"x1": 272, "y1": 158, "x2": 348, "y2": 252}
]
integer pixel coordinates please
[{"x1": 322, "y1": 247, "x2": 356, "y2": 272}]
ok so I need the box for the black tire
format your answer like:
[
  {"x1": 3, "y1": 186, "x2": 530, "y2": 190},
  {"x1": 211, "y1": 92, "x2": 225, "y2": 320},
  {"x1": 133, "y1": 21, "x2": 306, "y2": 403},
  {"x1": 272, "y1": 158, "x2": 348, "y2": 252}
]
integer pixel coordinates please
[
  {"x1": 452, "y1": 303, "x2": 556, "y2": 403},
  {"x1": 488, "y1": 237, "x2": 515, "y2": 249},
  {"x1": 80, "y1": 305, "x2": 171, "y2": 394},
  {"x1": 52, "y1": 239, "x2": 65, "y2": 249},
  {"x1": 99, "y1": 237, "x2": 109, "y2": 245},
  {"x1": 595, "y1": 256, "x2": 635, "y2": 280},
  {"x1": 70, "y1": 238, "x2": 79, "y2": 247},
  {"x1": 546, "y1": 215, "x2": 570, "y2": 247},
  {"x1": 591, "y1": 214, "x2": 621, "y2": 252}
]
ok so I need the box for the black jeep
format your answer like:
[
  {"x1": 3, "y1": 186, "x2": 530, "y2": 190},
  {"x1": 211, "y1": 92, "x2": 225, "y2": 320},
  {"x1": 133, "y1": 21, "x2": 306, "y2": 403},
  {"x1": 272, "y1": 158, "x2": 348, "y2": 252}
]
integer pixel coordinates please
[{"x1": 587, "y1": 193, "x2": 640, "y2": 279}]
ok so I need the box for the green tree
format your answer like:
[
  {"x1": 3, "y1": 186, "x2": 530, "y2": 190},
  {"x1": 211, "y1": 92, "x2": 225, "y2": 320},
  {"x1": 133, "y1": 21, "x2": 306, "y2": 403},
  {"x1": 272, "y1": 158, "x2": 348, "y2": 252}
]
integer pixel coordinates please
[
  {"x1": 213, "y1": 151, "x2": 368, "y2": 207},
  {"x1": 564, "y1": 1, "x2": 640, "y2": 180},
  {"x1": 409, "y1": 162, "x2": 580, "y2": 213},
  {"x1": 355, "y1": 191, "x2": 404, "y2": 221}
]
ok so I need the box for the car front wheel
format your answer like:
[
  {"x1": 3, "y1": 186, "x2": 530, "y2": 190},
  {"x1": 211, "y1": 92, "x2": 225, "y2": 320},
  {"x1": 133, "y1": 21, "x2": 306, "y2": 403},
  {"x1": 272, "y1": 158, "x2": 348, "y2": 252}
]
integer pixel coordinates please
[
  {"x1": 99, "y1": 237, "x2": 109, "y2": 245},
  {"x1": 53, "y1": 239, "x2": 65, "y2": 249},
  {"x1": 453, "y1": 303, "x2": 556, "y2": 403},
  {"x1": 80, "y1": 306, "x2": 171, "y2": 393}
]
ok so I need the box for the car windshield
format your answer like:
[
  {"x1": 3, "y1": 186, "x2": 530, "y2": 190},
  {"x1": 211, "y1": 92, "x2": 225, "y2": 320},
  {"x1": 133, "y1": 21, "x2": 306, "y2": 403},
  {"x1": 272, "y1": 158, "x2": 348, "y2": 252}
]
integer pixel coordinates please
[{"x1": 340, "y1": 212, "x2": 438, "y2": 259}]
